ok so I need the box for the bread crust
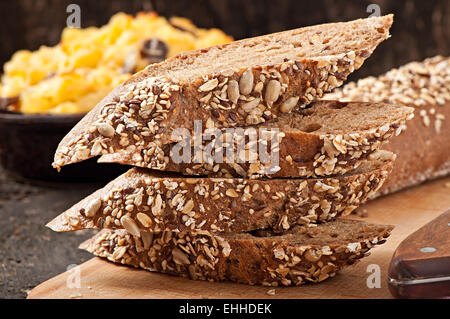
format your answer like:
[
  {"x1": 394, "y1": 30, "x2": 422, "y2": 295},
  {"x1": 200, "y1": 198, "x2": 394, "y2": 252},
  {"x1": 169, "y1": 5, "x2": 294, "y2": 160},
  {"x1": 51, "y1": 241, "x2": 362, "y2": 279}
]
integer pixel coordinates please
[
  {"x1": 80, "y1": 219, "x2": 393, "y2": 286},
  {"x1": 47, "y1": 153, "x2": 394, "y2": 234},
  {"x1": 381, "y1": 101, "x2": 450, "y2": 194}
]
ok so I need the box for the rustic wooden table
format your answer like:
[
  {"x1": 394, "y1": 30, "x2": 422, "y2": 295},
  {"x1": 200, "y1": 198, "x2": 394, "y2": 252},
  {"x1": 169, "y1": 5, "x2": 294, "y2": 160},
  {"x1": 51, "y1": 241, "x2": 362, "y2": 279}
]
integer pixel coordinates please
[{"x1": 0, "y1": 168, "x2": 101, "y2": 298}]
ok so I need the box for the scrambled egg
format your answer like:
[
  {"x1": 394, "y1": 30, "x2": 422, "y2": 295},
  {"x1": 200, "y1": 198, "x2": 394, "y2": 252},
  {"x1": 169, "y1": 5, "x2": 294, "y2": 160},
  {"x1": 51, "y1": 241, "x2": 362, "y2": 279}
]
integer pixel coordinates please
[{"x1": 0, "y1": 12, "x2": 232, "y2": 114}]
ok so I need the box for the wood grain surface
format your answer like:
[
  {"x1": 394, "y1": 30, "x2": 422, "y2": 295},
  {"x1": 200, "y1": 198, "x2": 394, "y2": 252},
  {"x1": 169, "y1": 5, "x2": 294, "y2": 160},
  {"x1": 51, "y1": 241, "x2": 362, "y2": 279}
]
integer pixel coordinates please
[{"x1": 28, "y1": 176, "x2": 450, "y2": 299}]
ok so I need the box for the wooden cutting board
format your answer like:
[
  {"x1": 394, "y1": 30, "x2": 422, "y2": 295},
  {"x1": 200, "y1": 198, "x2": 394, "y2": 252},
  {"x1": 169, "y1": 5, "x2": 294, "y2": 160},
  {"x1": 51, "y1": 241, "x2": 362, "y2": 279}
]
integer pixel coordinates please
[{"x1": 28, "y1": 176, "x2": 450, "y2": 299}]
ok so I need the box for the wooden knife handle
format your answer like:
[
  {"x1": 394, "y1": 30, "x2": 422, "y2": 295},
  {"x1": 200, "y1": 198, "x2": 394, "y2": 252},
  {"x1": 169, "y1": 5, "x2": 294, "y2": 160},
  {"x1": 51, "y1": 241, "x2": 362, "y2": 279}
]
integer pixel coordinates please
[{"x1": 388, "y1": 210, "x2": 450, "y2": 298}]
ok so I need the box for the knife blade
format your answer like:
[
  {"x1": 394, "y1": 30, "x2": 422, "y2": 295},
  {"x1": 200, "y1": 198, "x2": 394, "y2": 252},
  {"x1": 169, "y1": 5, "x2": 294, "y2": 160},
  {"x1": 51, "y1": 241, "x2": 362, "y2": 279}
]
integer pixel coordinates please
[{"x1": 388, "y1": 209, "x2": 450, "y2": 298}]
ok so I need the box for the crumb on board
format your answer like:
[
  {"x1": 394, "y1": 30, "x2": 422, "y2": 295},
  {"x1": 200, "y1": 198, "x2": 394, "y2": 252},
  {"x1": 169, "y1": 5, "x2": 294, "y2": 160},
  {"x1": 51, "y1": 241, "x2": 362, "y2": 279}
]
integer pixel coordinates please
[{"x1": 267, "y1": 289, "x2": 276, "y2": 296}]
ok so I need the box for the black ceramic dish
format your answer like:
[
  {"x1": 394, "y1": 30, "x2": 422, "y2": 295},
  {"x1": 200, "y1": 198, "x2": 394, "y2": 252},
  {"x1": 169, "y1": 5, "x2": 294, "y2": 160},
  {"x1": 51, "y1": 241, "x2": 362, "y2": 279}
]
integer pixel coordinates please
[{"x1": 0, "y1": 111, "x2": 129, "y2": 182}]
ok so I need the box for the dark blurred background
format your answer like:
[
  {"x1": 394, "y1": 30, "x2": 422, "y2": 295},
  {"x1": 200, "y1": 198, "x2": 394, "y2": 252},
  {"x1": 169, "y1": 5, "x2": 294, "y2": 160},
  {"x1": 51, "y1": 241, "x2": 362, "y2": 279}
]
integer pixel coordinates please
[{"x1": 0, "y1": 0, "x2": 449, "y2": 80}]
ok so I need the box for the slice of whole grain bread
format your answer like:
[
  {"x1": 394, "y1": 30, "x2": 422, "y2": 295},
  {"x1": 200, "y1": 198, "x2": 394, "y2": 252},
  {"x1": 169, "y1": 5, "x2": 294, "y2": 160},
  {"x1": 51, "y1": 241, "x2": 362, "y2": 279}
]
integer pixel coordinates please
[
  {"x1": 97, "y1": 100, "x2": 413, "y2": 178},
  {"x1": 53, "y1": 15, "x2": 393, "y2": 169},
  {"x1": 47, "y1": 151, "x2": 394, "y2": 234},
  {"x1": 80, "y1": 218, "x2": 393, "y2": 286}
]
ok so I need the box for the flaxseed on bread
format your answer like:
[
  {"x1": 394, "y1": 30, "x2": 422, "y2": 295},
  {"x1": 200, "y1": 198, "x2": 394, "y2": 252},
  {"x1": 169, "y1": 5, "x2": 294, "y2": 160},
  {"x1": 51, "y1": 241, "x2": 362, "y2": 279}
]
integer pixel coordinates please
[
  {"x1": 326, "y1": 56, "x2": 450, "y2": 195},
  {"x1": 53, "y1": 15, "x2": 393, "y2": 169},
  {"x1": 80, "y1": 219, "x2": 393, "y2": 286},
  {"x1": 47, "y1": 151, "x2": 394, "y2": 234},
  {"x1": 97, "y1": 100, "x2": 413, "y2": 178}
]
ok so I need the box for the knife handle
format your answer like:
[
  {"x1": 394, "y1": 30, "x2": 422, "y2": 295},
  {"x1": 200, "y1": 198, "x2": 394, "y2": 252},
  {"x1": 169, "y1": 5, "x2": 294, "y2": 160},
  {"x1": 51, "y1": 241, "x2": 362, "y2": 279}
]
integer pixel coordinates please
[{"x1": 388, "y1": 210, "x2": 450, "y2": 299}]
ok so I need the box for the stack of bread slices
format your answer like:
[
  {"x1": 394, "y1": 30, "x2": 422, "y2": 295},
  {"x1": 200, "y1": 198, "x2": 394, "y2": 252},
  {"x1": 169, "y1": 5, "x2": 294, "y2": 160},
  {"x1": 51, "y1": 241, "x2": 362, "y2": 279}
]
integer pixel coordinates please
[{"x1": 47, "y1": 14, "x2": 416, "y2": 286}]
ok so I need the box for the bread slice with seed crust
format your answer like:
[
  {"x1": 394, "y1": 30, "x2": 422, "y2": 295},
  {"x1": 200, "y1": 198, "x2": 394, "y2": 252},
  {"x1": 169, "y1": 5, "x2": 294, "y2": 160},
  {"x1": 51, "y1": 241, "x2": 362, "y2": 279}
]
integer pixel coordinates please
[
  {"x1": 53, "y1": 15, "x2": 393, "y2": 169},
  {"x1": 80, "y1": 219, "x2": 393, "y2": 286},
  {"x1": 47, "y1": 151, "x2": 394, "y2": 234},
  {"x1": 97, "y1": 100, "x2": 413, "y2": 178}
]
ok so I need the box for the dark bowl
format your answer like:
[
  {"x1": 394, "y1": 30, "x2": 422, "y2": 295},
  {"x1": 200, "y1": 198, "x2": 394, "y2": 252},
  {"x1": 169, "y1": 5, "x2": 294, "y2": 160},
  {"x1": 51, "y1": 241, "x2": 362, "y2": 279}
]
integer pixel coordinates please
[{"x1": 0, "y1": 111, "x2": 129, "y2": 182}]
